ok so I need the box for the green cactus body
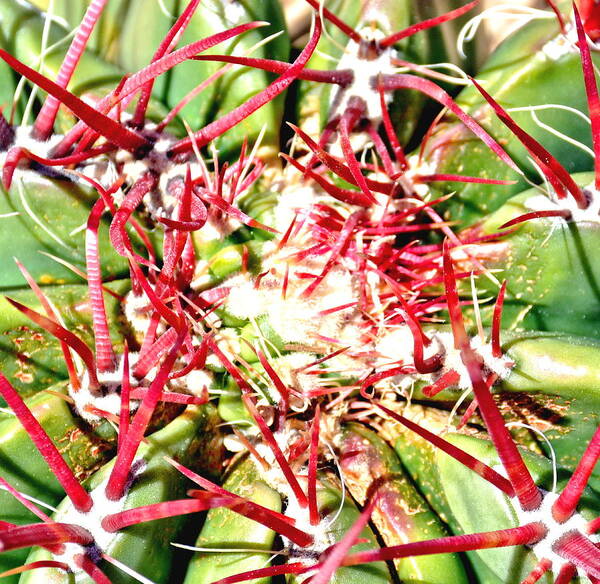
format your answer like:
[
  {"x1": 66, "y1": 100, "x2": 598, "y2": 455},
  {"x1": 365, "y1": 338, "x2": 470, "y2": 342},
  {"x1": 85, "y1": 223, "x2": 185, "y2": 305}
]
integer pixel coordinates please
[
  {"x1": 478, "y1": 172, "x2": 600, "y2": 337},
  {"x1": 0, "y1": 281, "x2": 128, "y2": 400},
  {"x1": 19, "y1": 404, "x2": 221, "y2": 584},
  {"x1": 339, "y1": 423, "x2": 468, "y2": 583},
  {"x1": 500, "y1": 332, "x2": 600, "y2": 492},
  {"x1": 437, "y1": 433, "x2": 599, "y2": 583},
  {"x1": 391, "y1": 410, "x2": 519, "y2": 584},
  {"x1": 0, "y1": 387, "x2": 111, "y2": 582},
  {"x1": 183, "y1": 456, "x2": 281, "y2": 584},
  {"x1": 427, "y1": 17, "x2": 600, "y2": 226},
  {"x1": 0, "y1": 174, "x2": 132, "y2": 288}
]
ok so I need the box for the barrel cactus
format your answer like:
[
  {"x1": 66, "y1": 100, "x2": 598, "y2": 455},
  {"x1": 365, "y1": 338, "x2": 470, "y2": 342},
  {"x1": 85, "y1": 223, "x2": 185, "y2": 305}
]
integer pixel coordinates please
[{"x1": 0, "y1": 0, "x2": 597, "y2": 583}]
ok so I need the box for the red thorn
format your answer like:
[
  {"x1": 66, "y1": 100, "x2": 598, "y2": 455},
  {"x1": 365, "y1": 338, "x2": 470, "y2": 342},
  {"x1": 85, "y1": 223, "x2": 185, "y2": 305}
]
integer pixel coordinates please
[
  {"x1": 0, "y1": 374, "x2": 94, "y2": 512},
  {"x1": 132, "y1": 0, "x2": 203, "y2": 126},
  {"x1": 2, "y1": 147, "x2": 23, "y2": 191},
  {"x1": 574, "y1": 4, "x2": 600, "y2": 191},
  {"x1": 129, "y1": 388, "x2": 207, "y2": 405},
  {"x1": 423, "y1": 369, "x2": 461, "y2": 397},
  {"x1": 491, "y1": 280, "x2": 507, "y2": 359},
  {"x1": 380, "y1": 74, "x2": 519, "y2": 175},
  {"x1": 377, "y1": 82, "x2": 408, "y2": 169},
  {"x1": 87, "y1": 198, "x2": 117, "y2": 373},
  {"x1": 552, "y1": 425, "x2": 600, "y2": 523},
  {"x1": 102, "y1": 496, "x2": 232, "y2": 532},
  {"x1": 301, "y1": 0, "x2": 362, "y2": 42},
  {"x1": 134, "y1": 328, "x2": 179, "y2": 379},
  {"x1": 301, "y1": 210, "x2": 362, "y2": 298},
  {"x1": 442, "y1": 240, "x2": 469, "y2": 350},
  {"x1": 580, "y1": 0, "x2": 600, "y2": 41},
  {"x1": 380, "y1": 0, "x2": 479, "y2": 47},
  {"x1": 521, "y1": 557, "x2": 553, "y2": 584},
  {"x1": 457, "y1": 396, "x2": 479, "y2": 429},
  {"x1": 341, "y1": 522, "x2": 546, "y2": 567},
  {"x1": 72, "y1": 73, "x2": 131, "y2": 154},
  {"x1": 0, "y1": 49, "x2": 149, "y2": 153},
  {"x1": 553, "y1": 531, "x2": 600, "y2": 578},
  {"x1": 74, "y1": 554, "x2": 112, "y2": 584},
  {"x1": 13, "y1": 259, "x2": 80, "y2": 391},
  {"x1": 127, "y1": 260, "x2": 183, "y2": 331},
  {"x1": 416, "y1": 174, "x2": 517, "y2": 186},
  {"x1": 210, "y1": 563, "x2": 313, "y2": 584},
  {"x1": 196, "y1": 188, "x2": 277, "y2": 234},
  {"x1": 166, "y1": 457, "x2": 307, "y2": 535},
  {"x1": 312, "y1": 494, "x2": 380, "y2": 584},
  {"x1": 204, "y1": 487, "x2": 315, "y2": 546},
  {"x1": 459, "y1": 344, "x2": 542, "y2": 510},
  {"x1": 378, "y1": 270, "x2": 443, "y2": 374},
  {"x1": 587, "y1": 517, "x2": 600, "y2": 534},
  {"x1": 168, "y1": 16, "x2": 323, "y2": 155},
  {"x1": 105, "y1": 329, "x2": 186, "y2": 501},
  {"x1": 366, "y1": 121, "x2": 396, "y2": 176},
  {"x1": 206, "y1": 338, "x2": 309, "y2": 509},
  {"x1": 360, "y1": 366, "x2": 412, "y2": 397},
  {"x1": 54, "y1": 21, "x2": 266, "y2": 156},
  {"x1": 0, "y1": 560, "x2": 70, "y2": 579},
  {"x1": 0, "y1": 523, "x2": 94, "y2": 552},
  {"x1": 169, "y1": 335, "x2": 210, "y2": 380},
  {"x1": 2, "y1": 144, "x2": 114, "y2": 190},
  {"x1": 5, "y1": 296, "x2": 99, "y2": 389},
  {"x1": 118, "y1": 343, "x2": 131, "y2": 454},
  {"x1": 308, "y1": 404, "x2": 321, "y2": 526},
  {"x1": 500, "y1": 209, "x2": 572, "y2": 229},
  {"x1": 109, "y1": 173, "x2": 158, "y2": 266},
  {"x1": 543, "y1": 0, "x2": 566, "y2": 33},
  {"x1": 0, "y1": 476, "x2": 52, "y2": 523},
  {"x1": 34, "y1": 0, "x2": 110, "y2": 139},
  {"x1": 289, "y1": 123, "x2": 393, "y2": 195},
  {"x1": 338, "y1": 98, "x2": 378, "y2": 205},
  {"x1": 470, "y1": 76, "x2": 587, "y2": 208},
  {"x1": 256, "y1": 348, "x2": 290, "y2": 430},
  {"x1": 193, "y1": 54, "x2": 353, "y2": 85},
  {"x1": 553, "y1": 563, "x2": 577, "y2": 584},
  {"x1": 375, "y1": 402, "x2": 515, "y2": 496},
  {"x1": 281, "y1": 154, "x2": 373, "y2": 207}
]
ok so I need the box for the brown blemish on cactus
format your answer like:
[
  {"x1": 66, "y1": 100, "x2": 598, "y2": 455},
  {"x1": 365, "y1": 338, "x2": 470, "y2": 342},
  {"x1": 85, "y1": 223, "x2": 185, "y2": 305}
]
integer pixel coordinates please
[
  {"x1": 56, "y1": 426, "x2": 112, "y2": 482},
  {"x1": 13, "y1": 371, "x2": 34, "y2": 384},
  {"x1": 496, "y1": 392, "x2": 574, "y2": 445}
]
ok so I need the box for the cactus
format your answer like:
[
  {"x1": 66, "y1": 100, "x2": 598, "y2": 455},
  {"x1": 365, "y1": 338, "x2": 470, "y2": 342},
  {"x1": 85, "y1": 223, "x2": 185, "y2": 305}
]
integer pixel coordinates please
[{"x1": 0, "y1": 1, "x2": 598, "y2": 583}]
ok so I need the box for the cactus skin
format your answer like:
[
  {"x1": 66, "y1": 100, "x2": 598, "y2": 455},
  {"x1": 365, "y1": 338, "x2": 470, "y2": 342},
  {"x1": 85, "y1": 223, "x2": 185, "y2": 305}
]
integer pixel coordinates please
[
  {"x1": 182, "y1": 456, "x2": 282, "y2": 584},
  {"x1": 427, "y1": 15, "x2": 600, "y2": 227},
  {"x1": 477, "y1": 172, "x2": 600, "y2": 338},
  {"x1": 435, "y1": 433, "x2": 596, "y2": 584},
  {"x1": 0, "y1": 2, "x2": 597, "y2": 584},
  {"x1": 0, "y1": 388, "x2": 111, "y2": 582},
  {"x1": 339, "y1": 423, "x2": 468, "y2": 583},
  {"x1": 19, "y1": 404, "x2": 223, "y2": 584}
]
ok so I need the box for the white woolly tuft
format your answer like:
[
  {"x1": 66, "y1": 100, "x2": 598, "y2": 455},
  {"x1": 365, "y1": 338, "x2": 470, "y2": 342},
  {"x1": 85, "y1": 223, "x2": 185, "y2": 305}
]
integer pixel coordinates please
[
  {"x1": 525, "y1": 182, "x2": 600, "y2": 225},
  {"x1": 328, "y1": 28, "x2": 397, "y2": 123},
  {"x1": 515, "y1": 490, "x2": 600, "y2": 577},
  {"x1": 53, "y1": 460, "x2": 146, "y2": 575}
]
